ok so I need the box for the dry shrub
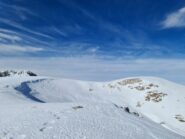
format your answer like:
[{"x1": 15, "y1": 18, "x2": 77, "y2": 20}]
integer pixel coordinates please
[
  {"x1": 118, "y1": 78, "x2": 142, "y2": 86},
  {"x1": 145, "y1": 90, "x2": 167, "y2": 102}
]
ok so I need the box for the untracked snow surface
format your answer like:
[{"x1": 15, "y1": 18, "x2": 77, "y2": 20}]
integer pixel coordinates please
[{"x1": 0, "y1": 73, "x2": 185, "y2": 139}]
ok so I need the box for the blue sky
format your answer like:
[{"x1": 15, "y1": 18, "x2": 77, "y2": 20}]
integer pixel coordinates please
[
  {"x1": 0, "y1": 0, "x2": 185, "y2": 84},
  {"x1": 0, "y1": 0, "x2": 185, "y2": 58}
]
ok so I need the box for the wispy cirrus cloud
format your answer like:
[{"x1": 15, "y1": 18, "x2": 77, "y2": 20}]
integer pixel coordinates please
[
  {"x1": 161, "y1": 7, "x2": 185, "y2": 28},
  {"x1": 70, "y1": 2, "x2": 173, "y2": 57},
  {"x1": 0, "y1": 44, "x2": 44, "y2": 55},
  {"x1": 0, "y1": 27, "x2": 54, "y2": 45},
  {"x1": 0, "y1": 1, "x2": 38, "y2": 20},
  {"x1": 0, "y1": 1, "x2": 55, "y2": 46},
  {"x1": 53, "y1": 42, "x2": 100, "y2": 56},
  {"x1": 0, "y1": 32, "x2": 22, "y2": 42},
  {"x1": 0, "y1": 18, "x2": 54, "y2": 40},
  {"x1": 0, "y1": 0, "x2": 184, "y2": 59},
  {"x1": 0, "y1": 1, "x2": 73, "y2": 56}
]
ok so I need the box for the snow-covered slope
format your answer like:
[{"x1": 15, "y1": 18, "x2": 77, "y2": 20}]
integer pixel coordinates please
[{"x1": 0, "y1": 74, "x2": 185, "y2": 139}]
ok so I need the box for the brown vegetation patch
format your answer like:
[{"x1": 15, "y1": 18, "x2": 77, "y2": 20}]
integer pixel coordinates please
[
  {"x1": 145, "y1": 90, "x2": 167, "y2": 102},
  {"x1": 148, "y1": 83, "x2": 159, "y2": 88},
  {"x1": 135, "y1": 83, "x2": 159, "y2": 91},
  {"x1": 117, "y1": 78, "x2": 142, "y2": 86},
  {"x1": 125, "y1": 81, "x2": 159, "y2": 92}
]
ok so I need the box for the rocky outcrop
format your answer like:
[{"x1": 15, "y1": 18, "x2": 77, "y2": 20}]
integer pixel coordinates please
[{"x1": 0, "y1": 70, "x2": 37, "y2": 77}]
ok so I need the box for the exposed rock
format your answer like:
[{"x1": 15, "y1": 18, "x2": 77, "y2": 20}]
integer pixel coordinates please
[
  {"x1": 27, "y1": 71, "x2": 37, "y2": 76},
  {"x1": 0, "y1": 70, "x2": 37, "y2": 77},
  {"x1": 149, "y1": 83, "x2": 159, "y2": 88},
  {"x1": 145, "y1": 90, "x2": 167, "y2": 102},
  {"x1": 135, "y1": 86, "x2": 145, "y2": 91},
  {"x1": 72, "y1": 106, "x2": 84, "y2": 110},
  {"x1": 124, "y1": 107, "x2": 130, "y2": 113},
  {"x1": 175, "y1": 115, "x2": 185, "y2": 122},
  {"x1": 117, "y1": 78, "x2": 142, "y2": 86},
  {"x1": 0, "y1": 71, "x2": 10, "y2": 77}
]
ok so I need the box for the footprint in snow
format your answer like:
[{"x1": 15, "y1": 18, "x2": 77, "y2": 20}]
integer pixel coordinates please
[
  {"x1": 39, "y1": 120, "x2": 56, "y2": 132},
  {"x1": 39, "y1": 122, "x2": 50, "y2": 132},
  {"x1": 1, "y1": 131, "x2": 13, "y2": 139},
  {"x1": 53, "y1": 114, "x2": 60, "y2": 120},
  {"x1": 39, "y1": 127, "x2": 46, "y2": 132},
  {"x1": 2, "y1": 131, "x2": 8, "y2": 137}
]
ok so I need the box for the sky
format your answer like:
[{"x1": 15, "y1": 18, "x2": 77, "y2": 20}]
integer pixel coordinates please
[{"x1": 0, "y1": 0, "x2": 185, "y2": 84}]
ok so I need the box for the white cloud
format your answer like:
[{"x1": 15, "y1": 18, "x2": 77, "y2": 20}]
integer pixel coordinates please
[
  {"x1": 0, "y1": 28, "x2": 52, "y2": 47},
  {"x1": 0, "y1": 18, "x2": 54, "y2": 40},
  {"x1": 0, "y1": 32, "x2": 22, "y2": 42},
  {"x1": 87, "y1": 47, "x2": 99, "y2": 54},
  {"x1": 0, "y1": 1, "x2": 38, "y2": 20},
  {"x1": 161, "y1": 7, "x2": 185, "y2": 28},
  {"x1": 0, "y1": 44, "x2": 44, "y2": 54},
  {"x1": 51, "y1": 26, "x2": 68, "y2": 37},
  {"x1": 0, "y1": 57, "x2": 185, "y2": 85}
]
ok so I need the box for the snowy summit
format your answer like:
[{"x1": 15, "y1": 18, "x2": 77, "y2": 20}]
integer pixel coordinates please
[{"x1": 0, "y1": 71, "x2": 184, "y2": 139}]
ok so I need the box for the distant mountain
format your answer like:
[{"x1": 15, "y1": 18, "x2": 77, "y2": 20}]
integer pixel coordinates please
[
  {"x1": 0, "y1": 74, "x2": 184, "y2": 139},
  {"x1": 0, "y1": 70, "x2": 37, "y2": 77}
]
